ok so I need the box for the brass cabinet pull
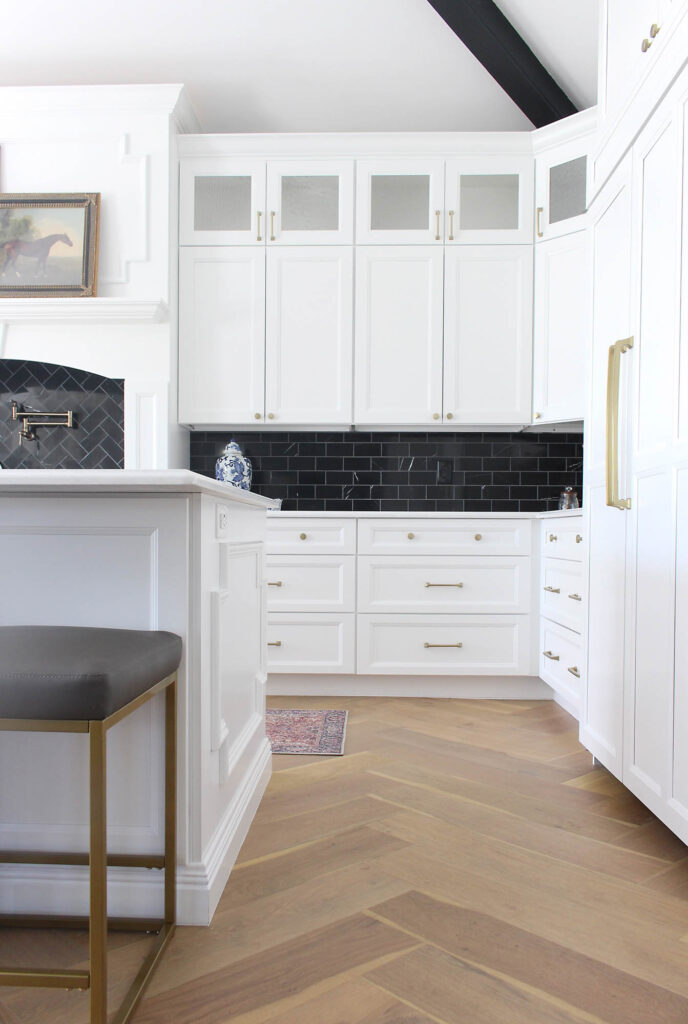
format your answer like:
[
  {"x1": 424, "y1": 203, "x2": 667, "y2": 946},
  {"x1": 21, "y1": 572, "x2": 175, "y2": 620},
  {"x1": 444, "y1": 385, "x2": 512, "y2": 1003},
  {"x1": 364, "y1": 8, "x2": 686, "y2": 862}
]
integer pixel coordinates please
[
  {"x1": 268, "y1": 641, "x2": 282, "y2": 647},
  {"x1": 256, "y1": 211, "x2": 263, "y2": 241},
  {"x1": 641, "y1": 37, "x2": 652, "y2": 52},
  {"x1": 536, "y1": 206, "x2": 544, "y2": 238},
  {"x1": 446, "y1": 412, "x2": 454, "y2": 420},
  {"x1": 299, "y1": 532, "x2": 307, "y2": 540},
  {"x1": 425, "y1": 582, "x2": 463, "y2": 588},
  {"x1": 408, "y1": 532, "x2": 415, "y2": 540},
  {"x1": 267, "y1": 581, "x2": 283, "y2": 587},
  {"x1": 432, "y1": 412, "x2": 440, "y2": 420},
  {"x1": 549, "y1": 534, "x2": 557, "y2": 542},
  {"x1": 424, "y1": 642, "x2": 462, "y2": 648},
  {"x1": 568, "y1": 666, "x2": 581, "y2": 678},
  {"x1": 435, "y1": 210, "x2": 441, "y2": 241},
  {"x1": 576, "y1": 534, "x2": 583, "y2": 544},
  {"x1": 534, "y1": 411, "x2": 541, "y2": 420},
  {"x1": 270, "y1": 211, "x2": 276, "y2": 241},
  {"x1": 606, "y1": 336, "x2": 634, "y2": 509},
  {"x1": 650, "y1": 22, "x2": 660, "y2": 37},
  {"x1": 543, "y1": 650, "x2": 560, "y2": 661},
  {"x1": 254, "y1": 412, "x2": 262, "y2": 420},
  {"x1": 448, "y1": 210, "x2": 455, "y2": 241},
  {"x1": 268, "y1": 413, "x2": 275, "y2": 420},
  {"x1": 543, "y1": 586, "x2": 561, "y2": 593},
  {"x1": 568, "y1": 593, "x2": 582, "y2": 602}
]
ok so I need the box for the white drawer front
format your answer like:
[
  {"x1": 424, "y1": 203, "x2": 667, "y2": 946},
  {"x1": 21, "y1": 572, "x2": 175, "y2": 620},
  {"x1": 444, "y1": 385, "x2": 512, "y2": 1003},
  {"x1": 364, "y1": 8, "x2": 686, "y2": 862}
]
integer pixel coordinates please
[
  {"x1": 542, "y1": 521, "x2": 584, "y2": 561},
  {"x1": 266, "y1": 556, "x2": 355, "y2": 612},
  {"x1": 266, "y1": 518, "x2": 356, "y2": 555},
  {"x1": 267, "y1": 614, "x2": 355, "y2": 674},
  {"x1": 357, "y1": 614, "x2": 530, "y2": 675},
  {"x1": 358, "y1": 556, "x2": 531, "y2": 614},
  {"x1": 541, "y1": 558, "x2": 584, "y2": 633},
  {"x1": 358, "y1": 519, "x2": 532, "y2": 556},
  {"x1": 540, "y1": 619, "x2": 583, "y2": 711}
]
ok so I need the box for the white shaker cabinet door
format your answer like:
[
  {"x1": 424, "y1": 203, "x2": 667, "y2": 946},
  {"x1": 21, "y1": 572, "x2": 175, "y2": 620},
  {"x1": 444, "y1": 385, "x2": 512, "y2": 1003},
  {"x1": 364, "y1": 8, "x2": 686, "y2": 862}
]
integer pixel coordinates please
[
  {"x1": 532, "y1": 231, "x2": 589, "y2": 424},
  {"x1": 265, "y1": 160, "x2": 354, "y2": 245},
  {"x1": 179, "y1": 159, "x2": 266, "y2": 246},
  {"x1": 178, "y1": 247, "x2": 266, "y2": 425},
  {"x1": 354, "y1": 246, "x2": 444, "y2": 426},
  {"x1": 265, "y1": 247, "x2": 353, "y2": 425},
  {"x1": 443, "y1": 246, "x2": 532, "y2": 426}
]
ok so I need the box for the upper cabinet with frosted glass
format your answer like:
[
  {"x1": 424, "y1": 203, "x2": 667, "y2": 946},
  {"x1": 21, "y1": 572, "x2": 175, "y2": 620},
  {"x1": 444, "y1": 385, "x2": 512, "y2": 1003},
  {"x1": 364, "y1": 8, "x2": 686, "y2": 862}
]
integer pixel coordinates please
[
  {"x1": 532, "y1": 109, "x2": 597, "y2": 242},
  {"x1": 180, "y1": 158, "x2": 354, "y2": 245},
  {"x1": 356, "y1": 157, "x2": 533, "y2": 244}
]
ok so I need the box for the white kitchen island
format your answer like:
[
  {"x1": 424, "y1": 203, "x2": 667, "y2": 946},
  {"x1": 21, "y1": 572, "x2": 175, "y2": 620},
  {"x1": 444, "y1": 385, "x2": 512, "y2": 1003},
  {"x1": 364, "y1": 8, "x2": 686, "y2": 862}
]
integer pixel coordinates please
[{"x1": 0, "y1": 470, "x2": 277, "y2": 925}]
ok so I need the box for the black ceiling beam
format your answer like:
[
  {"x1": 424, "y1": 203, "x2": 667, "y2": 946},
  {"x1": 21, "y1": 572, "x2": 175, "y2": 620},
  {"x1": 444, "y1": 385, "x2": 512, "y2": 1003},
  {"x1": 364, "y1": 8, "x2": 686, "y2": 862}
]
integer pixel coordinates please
[{"x1": 426, "y1": 0, "x2": 577, "y2": 127}]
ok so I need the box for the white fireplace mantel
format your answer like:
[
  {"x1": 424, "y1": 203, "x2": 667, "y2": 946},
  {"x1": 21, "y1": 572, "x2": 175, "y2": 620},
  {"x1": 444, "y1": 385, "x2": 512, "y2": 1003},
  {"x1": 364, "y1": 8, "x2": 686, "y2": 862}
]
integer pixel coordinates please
[{"x1": 0, "y1": 298, "x2": 168, "y2": 324}]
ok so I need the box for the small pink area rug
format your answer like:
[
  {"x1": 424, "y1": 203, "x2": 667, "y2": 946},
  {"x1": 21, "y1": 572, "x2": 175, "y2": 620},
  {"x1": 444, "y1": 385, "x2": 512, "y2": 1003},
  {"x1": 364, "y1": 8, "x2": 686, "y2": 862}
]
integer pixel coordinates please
[{"x1": 266, "y1": 708, "x2": 348, "y2": 756}]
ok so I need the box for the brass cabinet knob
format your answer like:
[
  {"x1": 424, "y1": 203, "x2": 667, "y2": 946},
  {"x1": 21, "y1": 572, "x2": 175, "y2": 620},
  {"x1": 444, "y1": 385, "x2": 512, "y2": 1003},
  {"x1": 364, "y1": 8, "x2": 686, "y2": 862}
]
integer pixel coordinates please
[
  {"x1": 254, "y1": 412, "x2": 262, "y2": 420},
  {"x1": 446, "y1": 412, "x2": 454, "y2": 420},
  {"x1": 268, "y1": 413, "x2": 275, "y2": 420},
  {"x1": 474, "y1": 533, "x2": 482, "y2": 541},
  {"x1": 650, "y1": 22, "x2": 660, "y2": 37},
  {"x1": 408, "y1": 532, "x2": 415, "y2": 540},
  {"x1": 576, "y1": 534, "x2": 583, "y2": 543},
  {"x1": 641, "y1": 37, "x2": 652, "y2": 52},
  {"x1": 534, "y1": 412, "x2": 541, "y2": 420},
  {"x1": 432, "y1": 413, "x2": 440, "y2": 420},
  {"x1": 299, "y1": 532, "x2": 307, "y2": 540}
]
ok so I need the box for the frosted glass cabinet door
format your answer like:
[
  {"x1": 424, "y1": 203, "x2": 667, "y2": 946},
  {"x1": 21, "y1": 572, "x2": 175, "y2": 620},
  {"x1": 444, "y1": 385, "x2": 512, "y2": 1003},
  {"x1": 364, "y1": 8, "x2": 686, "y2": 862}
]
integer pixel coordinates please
[
  {"x1": 180, "y1": 159, "x2": 266, "y2": 245},
  {"x1": 266, "y1": 161, "x2": 354, "y2": 244},
  {"x1": 265, "y1": 247, "x2": 353, "y2": 424},
  {"x1": 178, "y1": 247, "x2": 266, "y2": 424},
  {"x1": 535, "y1": 145, "x2": 590, "y2": 241},
  {"x1": 445, "y1": 157, "x2": 534, "y2": 244},
  {"x1": 354, "y1": 246, "x2": 444, "y2": 424},
  {"x1": 356, "y1": 160, "x2": 445, "y2": 243}
]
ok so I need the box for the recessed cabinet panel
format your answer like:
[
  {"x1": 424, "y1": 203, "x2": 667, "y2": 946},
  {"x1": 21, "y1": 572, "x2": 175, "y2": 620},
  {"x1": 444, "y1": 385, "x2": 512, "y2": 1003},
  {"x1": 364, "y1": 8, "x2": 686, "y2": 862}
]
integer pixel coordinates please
[
  {"x1": 178, "y1": 247, "x2": 265, "y2": 425},
  {"x1": 354, "y1": 246, "x2": 444, "y2": 424},
  {"x1": 265, "y1": 247, "x2": 353, "y2": 424},
  {"x1": 535, "y1": 142, "x2": 592, "y2": 241},
  {"x1": 267, "y1": 614, "x2": 355, "y2": 673},
  {"x1": 356, "y1": 160, "x2": 445, "y2": 243},
  {"x1": 266, "y1": 161, "x2": 354, "y2": 244},
  {"x1": 358, "y1": 518, "x2": 532, "y2": 556},
  {"x1": 532, "y1": 232, "x2": 589, "y2": 423},
  {"x1": 443, "y1": 246, "x2": 532, "y2": 425},
  {"x1": 445, "y1": 157, "x2": 534, "y2": 244},
  {"x1": 265, "y1": 556, "x2": 355, "y2": 613},
  {"x1": 180, "y1": 159, "x2": 266, "y2": 245},
  {"x1": 549, "y1": 156, "x2": 587, "y2": 225}
]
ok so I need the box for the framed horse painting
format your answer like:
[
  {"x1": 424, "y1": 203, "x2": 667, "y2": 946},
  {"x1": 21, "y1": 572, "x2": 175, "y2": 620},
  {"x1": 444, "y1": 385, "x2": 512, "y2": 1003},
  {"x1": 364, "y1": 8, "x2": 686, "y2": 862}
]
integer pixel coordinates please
[{"x1": 0, "y1": 193, "x2": 100, "y2": 297}]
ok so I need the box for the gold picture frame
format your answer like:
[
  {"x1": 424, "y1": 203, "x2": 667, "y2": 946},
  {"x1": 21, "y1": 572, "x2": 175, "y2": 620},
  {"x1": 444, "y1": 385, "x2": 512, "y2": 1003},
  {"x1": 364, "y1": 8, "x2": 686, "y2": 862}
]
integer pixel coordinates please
[{"x1": 0, "y1": 193, "x2": 100, "y2": 297}]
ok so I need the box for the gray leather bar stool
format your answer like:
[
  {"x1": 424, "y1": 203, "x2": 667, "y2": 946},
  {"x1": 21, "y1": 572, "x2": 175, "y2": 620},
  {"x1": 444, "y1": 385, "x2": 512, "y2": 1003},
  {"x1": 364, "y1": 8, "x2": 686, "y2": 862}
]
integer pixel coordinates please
[{"x1": 0, "y1": 625, "x2": 182, "y2": 1024}]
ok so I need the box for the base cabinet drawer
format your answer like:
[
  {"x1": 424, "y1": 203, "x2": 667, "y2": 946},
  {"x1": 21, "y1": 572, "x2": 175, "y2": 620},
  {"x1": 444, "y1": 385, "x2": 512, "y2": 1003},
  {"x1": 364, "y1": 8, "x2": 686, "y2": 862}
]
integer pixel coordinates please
[
  {"x1": 358, "y1": 518, "x2": 532, "y2": 556},
  {"x1": 539, "y1": 619, "x2": 583, "y2": 711},
  {"x1": 357, "y1": 614, "x2": 531, "y2": 675},
  {"x1": 541, "y1": 558, "x2": 584, "y2": 632},
  {"x1": 266, "y1": 556, "x2": 355, "y2": 612},
  {"x1": 543, "y1": 522, "x2": 584, "y2": 561},
  {"x1": 266, "y1": 518, "x2": 356, "y2": 555},
  {"x1": 358, "y1": 555, "x2": 531, "y2": 614},
  {"x1": 267, "y1": 614, "x2": 355, "y2": 674}
]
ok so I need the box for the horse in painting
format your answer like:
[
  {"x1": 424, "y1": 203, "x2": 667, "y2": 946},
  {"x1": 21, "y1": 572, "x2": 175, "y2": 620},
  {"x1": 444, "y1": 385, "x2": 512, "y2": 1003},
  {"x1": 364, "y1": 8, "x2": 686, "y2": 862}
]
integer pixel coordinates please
[{"x1": 1, "y1": 233, "x2": 73, "y2": 278}]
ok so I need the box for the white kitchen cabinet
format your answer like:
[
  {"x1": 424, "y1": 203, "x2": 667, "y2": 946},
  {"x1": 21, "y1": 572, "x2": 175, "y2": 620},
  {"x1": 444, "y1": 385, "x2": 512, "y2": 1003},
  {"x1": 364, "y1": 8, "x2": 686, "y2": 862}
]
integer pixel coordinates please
[
  {"x1": 265, "y1": 555, "x2": 355, "y2": 613},
  {"x1": 354, "y1": 246, "x2": 444, "y2": 425},
  {"x1": 266, "y1": 516, "x2": 356, "y2": 555},
  {"x1": 265, "y1": 161, "x2": 354, "y2": 244},
  {"x1": 356, "y1": 160, "x2": 446, "y2": 244},
  {"x1": 535, "y1": 147, "x2": 589, "y2": 242},
  {"x1": 180, "y1": 159, "x2": 266, "y2": 245},
  {"x1": 265, "y1": 247, "x2": 353, "y2": 425},
  {"x1": 602, "y1": 0, "x2": 665, "y2": 125},
  {"x1": 443, "y1": 246, "x2": 532, "y2": 425},
  {"x1": 532, "y1": 232, "x2": 589, "y2": 424},
  {"x1": 358, "y1": 517, "x2": 532, "y2": 556},
  {"x1": 178, "y1": 247, "x2": 266, "y2": 425},
  {"x1": 444, "y1": 156, "x2": 534, "y2": 245},
  {"x1": 539, "y1": 619, "x2": 584, "y2": 711},
  {"x1": 267, "y1": 614, "x2": 356, "y2": 674}
]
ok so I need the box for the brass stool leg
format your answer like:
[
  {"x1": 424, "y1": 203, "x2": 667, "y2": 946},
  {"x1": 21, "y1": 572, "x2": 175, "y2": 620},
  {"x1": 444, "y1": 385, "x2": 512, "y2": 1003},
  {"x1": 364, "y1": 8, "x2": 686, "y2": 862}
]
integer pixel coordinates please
[
  {"x1": 90, "y1": 720, "x2": 108, "y2": 1024},
  {"x1": 165, "y1": 678, "x2": 177, "y2": 927}
]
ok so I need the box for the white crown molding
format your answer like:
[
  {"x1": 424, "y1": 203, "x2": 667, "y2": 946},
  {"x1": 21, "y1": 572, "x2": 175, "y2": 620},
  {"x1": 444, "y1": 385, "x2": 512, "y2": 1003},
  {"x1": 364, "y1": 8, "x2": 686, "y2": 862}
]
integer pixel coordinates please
[
  {"x1": 171, "y1": 85, "x2": 202, "y2": 135},
  {"x1": 531, "y1": 106, "x2": 599, "y2": 154},
  {"x1": 0, "y1": 84, "x2": 188, "y2": 117},
  {"x1": 0, "y1": 297, "x2": 168, "y2": 324}
]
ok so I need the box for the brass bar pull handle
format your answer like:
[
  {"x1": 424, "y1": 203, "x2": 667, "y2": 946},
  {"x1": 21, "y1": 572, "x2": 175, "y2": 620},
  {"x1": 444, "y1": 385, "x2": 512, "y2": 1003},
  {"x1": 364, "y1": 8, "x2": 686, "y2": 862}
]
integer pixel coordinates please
[
  {"x1": 267, "y1": 581, "x2": 283, "y2": 587},
  {"x1": 257, "y1": 211, "x2": 262, "y2": 241},
  {"x1": 448, "y1": 210, "x2": 455, "y2": 241},
  {"x1": 270, "y1": 211, "x2": 276, "y2": 241},
  {"x1": 536, "y1": 206, "x2": 544, "y2": 238},
  {"x1": 425, "y1": 582, "x2": 463, "y2": 588},
  {"x1": 568, "y1": 666, "x2": 581, "y2": 678},
  {"x1": 267, "y1": 641, "x2": 282, "y2": 647},
  {"x1": 543, "y1": 650, "x2": 560, "y2": 661},
  {"x1": 424, "y1": 642, "x2": 462, "y2": 648},
  {"x1": 568, "y1": 593, "x2": 582, "y2": 602},
  {"x1": 435, "y1": 210, "x2": 441, "y2": 241},
  {"x1": 606, "y1": 336, "x2": 634, "y2": 509},
  {"x1": 543, "y1": 586, "x2": 561, "y2": 594}
]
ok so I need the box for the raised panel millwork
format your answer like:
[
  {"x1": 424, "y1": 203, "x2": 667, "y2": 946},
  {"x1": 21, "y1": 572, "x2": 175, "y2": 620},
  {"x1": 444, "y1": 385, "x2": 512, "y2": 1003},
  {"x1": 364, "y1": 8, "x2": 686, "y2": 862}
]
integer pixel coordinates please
[
  {"x1": 265, "y1": 555, "x2": 356, "y2": 612},
  {"x1": 267, "y1": 614, "x2": 355, "y2": 673}
]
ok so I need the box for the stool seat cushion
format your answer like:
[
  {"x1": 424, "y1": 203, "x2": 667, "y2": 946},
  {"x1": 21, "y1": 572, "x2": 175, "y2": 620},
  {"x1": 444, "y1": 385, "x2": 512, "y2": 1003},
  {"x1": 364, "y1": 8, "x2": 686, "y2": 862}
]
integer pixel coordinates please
[{"x1": 0, "y1": 626, "x2": 182, "y2": 721}]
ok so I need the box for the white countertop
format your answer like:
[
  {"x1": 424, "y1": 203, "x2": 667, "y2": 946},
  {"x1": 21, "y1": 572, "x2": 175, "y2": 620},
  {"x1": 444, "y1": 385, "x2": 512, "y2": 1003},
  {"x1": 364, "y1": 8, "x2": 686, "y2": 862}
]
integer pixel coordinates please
[
  {"x1": 267, "y1": 508, "x2": 583, "y2": 519},
  {"x1": 0, "y1": 469, "x2": 279, "y2": 509}
]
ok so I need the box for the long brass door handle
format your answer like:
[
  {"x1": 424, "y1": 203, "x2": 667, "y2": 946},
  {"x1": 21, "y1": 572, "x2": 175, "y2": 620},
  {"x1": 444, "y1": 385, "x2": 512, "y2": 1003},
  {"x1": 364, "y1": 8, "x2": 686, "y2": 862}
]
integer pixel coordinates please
[
  {"x1": 536, "y1": 206, "x2": 544, "y2": 238},
  {"x1": 543, "y1": 586, "x2": 561, "y2": 593},
  {"x1": 270, "y1": 211, "x2": 276, "y2": 241},
  {"x1": 425, "y1": 582, "x2": 463, "y2": 588},
  {"x1": 448, "y1": 210, "x2": 455, "y2": 241},
  {"x1": 256, "y1": 210, "x2": 262, "y2": 241},
  {"x1": 543, "y1": 650, "x2": 560, "y2": 661},
  {"x1": 424, "y1": 642, "x2": 462, "y2": 648},
  {"x1": 606, "y1": 336, "x2": 634, "y2": 509},
  {"x1": 435, "y1": 210, "x2": 441, "y2": 241}
]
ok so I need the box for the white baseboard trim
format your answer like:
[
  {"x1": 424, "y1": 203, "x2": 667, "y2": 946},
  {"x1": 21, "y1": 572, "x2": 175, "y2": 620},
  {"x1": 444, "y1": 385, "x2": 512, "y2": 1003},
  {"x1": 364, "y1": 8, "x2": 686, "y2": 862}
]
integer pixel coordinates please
[
  {"x1": 267, "y1": 673, "x2": 553, "y2": 699},
  {"x1": 0, "y1": 735, "x2": 273, "y2": 927}
]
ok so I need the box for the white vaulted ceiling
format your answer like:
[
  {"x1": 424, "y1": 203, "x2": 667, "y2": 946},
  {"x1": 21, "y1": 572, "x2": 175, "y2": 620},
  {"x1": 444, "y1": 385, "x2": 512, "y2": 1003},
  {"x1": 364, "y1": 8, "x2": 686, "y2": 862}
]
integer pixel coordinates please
[{"x1": 1, "y1": 0, "x2": 597, "y2": 132}]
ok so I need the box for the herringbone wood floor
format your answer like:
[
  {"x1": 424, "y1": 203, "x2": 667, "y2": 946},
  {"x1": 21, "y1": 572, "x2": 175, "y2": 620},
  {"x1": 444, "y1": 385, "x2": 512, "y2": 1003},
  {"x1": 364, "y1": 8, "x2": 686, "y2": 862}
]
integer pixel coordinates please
[{"x1": 2, "y1": 696, "x2": 688, "y2": 1023}]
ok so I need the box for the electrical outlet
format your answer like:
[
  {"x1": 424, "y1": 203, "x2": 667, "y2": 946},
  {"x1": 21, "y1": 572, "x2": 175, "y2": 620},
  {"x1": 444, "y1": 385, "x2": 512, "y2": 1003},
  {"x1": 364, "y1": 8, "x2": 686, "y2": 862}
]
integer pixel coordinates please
[
  {"x1": 436, "y1": 459, "x2": 453, "y2": 485},
  {"x1": 216, "y1": 504, "x2": 229, "y2": 537}
]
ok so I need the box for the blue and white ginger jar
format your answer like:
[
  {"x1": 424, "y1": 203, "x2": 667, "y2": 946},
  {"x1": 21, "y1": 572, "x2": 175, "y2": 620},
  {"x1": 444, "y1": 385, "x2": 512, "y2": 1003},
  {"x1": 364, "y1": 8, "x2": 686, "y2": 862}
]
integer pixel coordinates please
[{"x1": 215, "y1": 441, "x2": 252, "y2": 490}]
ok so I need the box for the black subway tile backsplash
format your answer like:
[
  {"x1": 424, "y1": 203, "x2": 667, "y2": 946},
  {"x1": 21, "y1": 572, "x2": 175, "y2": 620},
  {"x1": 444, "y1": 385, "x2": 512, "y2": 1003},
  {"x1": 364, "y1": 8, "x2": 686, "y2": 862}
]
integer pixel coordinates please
[{"x1": 190, "y1": 431, "x2": 583, "y2": 512}]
